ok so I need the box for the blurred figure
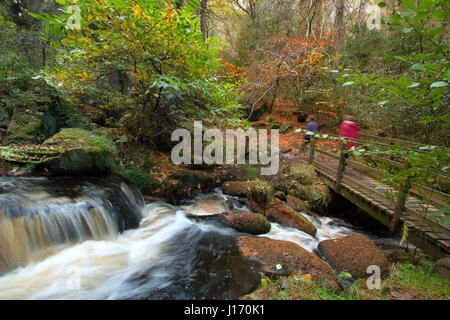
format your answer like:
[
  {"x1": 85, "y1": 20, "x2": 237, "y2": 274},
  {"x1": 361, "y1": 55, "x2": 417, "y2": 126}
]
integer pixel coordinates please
[
  {"x1": 304, "y1": 115, "x2": 319, "y2": 144},
  {"x1": 339, "y1": 114, "x2": 359, "y2": 149}
]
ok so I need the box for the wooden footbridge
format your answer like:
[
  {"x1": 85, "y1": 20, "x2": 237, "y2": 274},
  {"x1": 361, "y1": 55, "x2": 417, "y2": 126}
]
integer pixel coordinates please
[{"x1": 306, "y1": 132, "x2": 450, "y2": 259}]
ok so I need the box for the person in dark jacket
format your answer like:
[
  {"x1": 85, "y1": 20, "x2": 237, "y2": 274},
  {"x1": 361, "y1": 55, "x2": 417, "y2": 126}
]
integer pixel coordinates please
[{"x1": 304, "y1": 115, "x2": 319, "y2": 143}]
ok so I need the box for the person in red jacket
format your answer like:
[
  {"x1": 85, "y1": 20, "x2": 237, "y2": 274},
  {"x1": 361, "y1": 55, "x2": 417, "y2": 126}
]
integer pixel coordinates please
[{"x1": 339, "y1": 114, "x2": 359, "y2": 149}]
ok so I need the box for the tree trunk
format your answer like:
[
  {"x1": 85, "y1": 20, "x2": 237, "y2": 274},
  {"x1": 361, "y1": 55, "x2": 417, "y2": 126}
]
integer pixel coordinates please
[
  {"x1": 335, "y1": 0, "x2": 345, "y2": 42},
  {"x1": 200, "y1": 0, "x2": 208, "y2": 42},
  {"x1": 358, "y1": 0, "x2": 367, "y2": 29}
]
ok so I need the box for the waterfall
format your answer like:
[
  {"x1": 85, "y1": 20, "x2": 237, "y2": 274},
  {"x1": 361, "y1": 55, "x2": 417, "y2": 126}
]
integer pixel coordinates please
[{"x1": 0, "y1": 174, "x2": 143, "y2": 273}]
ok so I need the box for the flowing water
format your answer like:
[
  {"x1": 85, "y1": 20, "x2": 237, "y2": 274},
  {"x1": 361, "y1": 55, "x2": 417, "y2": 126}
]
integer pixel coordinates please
[{"x1": 0, "y1": 176, "x2": 398, "y2": 300}]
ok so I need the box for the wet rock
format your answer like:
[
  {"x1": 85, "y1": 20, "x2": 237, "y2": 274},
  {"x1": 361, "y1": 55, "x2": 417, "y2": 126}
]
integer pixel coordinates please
[
  {"x1": 236, "y1": 236, "x2": 339, "y2": 288},
  {"x1": 220, "y1": 212, "x2": 271, "y2": 235},
  {"x1": 286, "y1": 194, "x2": 309, "y2": 212},
  {"x1": 434, "y1": 256, "x2": 450, "y2": 281},
  {"x1": 142, "y1": 195, "x2": 167, "y2": 204},
  {"x1": 188, "y1": 212, "x2": 271, "y2": 235},
  {"x1": 265, "y1": 198, "x2": 316, "y2": 236},
  {"x1": 318, "y1": 235, "x2": 389, "y2": 279}
]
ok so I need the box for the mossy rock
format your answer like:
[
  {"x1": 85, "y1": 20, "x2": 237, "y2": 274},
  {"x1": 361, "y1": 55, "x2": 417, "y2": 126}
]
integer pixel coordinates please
[
  {"x1": 240, "y1": 166, "x2": 261, "y2": 181},
  {"x1": 171, "y1": 170, "x2": 216, "y2": 190},
  {"x1": 286, "y1": 194, "x2": 310, "y2": 212},
  {"x1": 284, "y1": 164, "x2": 318, "y2": 185},
  {"x1": 236, "y1": 236, "x2": 339, "y2": 288},
  {"x1": 265, "y1": 198, "x2": 317, "y2": 236},
  {"x1": 292, "y1": 183, "x2": 330, "y2": 214},
  {"x1": 222, "y1": 180, "x2": 274, "y2": 208},
  {"x1": 318, "y1": 235, "x2": 389, "y2": 279},
  {"x1": 221, "y1": 212, "x2": 271, "y2": 235},
  {"x1": 116, "y1": 165, "x2": 159, "y2": 194},
  {"x1": 3, "y1": 111, "x2": 45, "y2": 145},
  {"x1": 42, "y1": 128, "x2": 117, "y2": 174}
]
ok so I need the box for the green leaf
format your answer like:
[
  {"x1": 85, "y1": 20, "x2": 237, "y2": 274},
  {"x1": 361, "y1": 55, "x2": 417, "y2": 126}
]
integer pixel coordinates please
[
  {"x1": 378, "y1": 2, "x2": 387, "y2": 7},
  {"x1": 403, "y1": 0, "x2": 415, "y2": 9},
  {"x1": 407, "y1": 82, "x2": 420, "y2": 88},
  {"x1": 342, "y1": 81, "x2": 354, "y2": 87},
  {"x1": 430, "y1": 81, "x2": 448, "y2": 88},
  {"x1": 411, "y1": 63, "x2": 425, "y2": 72},
  {"x1": 402, "y1": 27, "x2": 413, "y2": 33}
]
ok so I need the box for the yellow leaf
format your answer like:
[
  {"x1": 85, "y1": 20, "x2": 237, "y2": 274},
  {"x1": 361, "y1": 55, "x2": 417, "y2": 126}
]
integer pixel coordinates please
[{"x1": 301, "y1": 274, "x2": 312, "y2": 281}]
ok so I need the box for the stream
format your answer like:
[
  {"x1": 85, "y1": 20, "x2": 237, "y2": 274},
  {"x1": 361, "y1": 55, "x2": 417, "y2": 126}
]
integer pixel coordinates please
[{"x1": 0, "y1": 175, "x2": 398, "y2": 300}]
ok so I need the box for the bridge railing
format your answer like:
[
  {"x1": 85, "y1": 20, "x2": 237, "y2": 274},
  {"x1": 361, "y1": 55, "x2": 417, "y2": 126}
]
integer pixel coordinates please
[{"x1": 296, "y1": 129, "x2": 450, "y2": 235}]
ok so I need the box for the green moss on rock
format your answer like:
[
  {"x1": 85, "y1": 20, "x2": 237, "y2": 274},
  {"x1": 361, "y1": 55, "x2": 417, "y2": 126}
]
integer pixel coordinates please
[
  {"x1": 284, "y1": 164, "x2": 318, "y2": 185},
  {"x1": 3, "y1": 111, "x2": 45, "y2": 145},
  {"x1": 43, "y1": 128, "x2": 117, "y2": 174},
  {"x1": 221, "y1": 212, "x2": 271, "y2": 235},
  {"x1": 222, "y1": 180, "x2": 274, "y2": 208},
  {"x1": 116, "y1": 165, "x2": 159, "y2": 194},
  {"x1": 265, "y1": 198, "x2": 317, "y2": 236},
  {"x1": 292, "y1": 183, "x2": 330, "y2": 214}
]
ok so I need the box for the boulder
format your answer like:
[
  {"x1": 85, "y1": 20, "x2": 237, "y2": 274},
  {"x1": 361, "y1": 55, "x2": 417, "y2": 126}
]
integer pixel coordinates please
[
  {"x1": 284, "y1": 164, "x2": 318, "y2": 185},
  {"x1": 318, "y1": 235, "x2": 389, "y2": 279},
  {"x1": 187, "y1": 212, "x2": 271, "y2": 235},
  {"x1": 291, "y1": 183, "x2": 330, "y2": 214},
  {"x1": 220, "y1": 212, "x2": 271, "y2": 235},
  {"x1": 286, "y1": 194, "x2": 309, "y2": 212},
  {"x1": 434, "y1": 256, "x2": 450, "y2": 281},
  {"x1": 265, "y1": 198, "x2": 316, "y2": 236},
  {"x1": 171, "y1": 170, "x2": 216, "y2": 190},
  {"x1": 236, "y1": 236, "x2": 339, "y2": 288},
  {"x1": 222, "y1": 180, "x2": 273, "y2": 208},
  {"x1": 42, "y1": 128, "x2": 117, "y2": 174}
]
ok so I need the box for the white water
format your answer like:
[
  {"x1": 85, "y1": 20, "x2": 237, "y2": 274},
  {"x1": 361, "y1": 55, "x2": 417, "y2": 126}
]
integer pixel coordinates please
[{"x1": 0, "y1": 188, "x2": 394, "y2": 300}]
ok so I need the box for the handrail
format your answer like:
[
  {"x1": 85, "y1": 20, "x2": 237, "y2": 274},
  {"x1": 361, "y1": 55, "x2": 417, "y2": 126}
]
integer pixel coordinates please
[
  {"x1": 359, "y1": 133, "x2": 424, "y2": 147},
  {"x1": 302, "y1": 130, "x2": 449, "y2": 233}
]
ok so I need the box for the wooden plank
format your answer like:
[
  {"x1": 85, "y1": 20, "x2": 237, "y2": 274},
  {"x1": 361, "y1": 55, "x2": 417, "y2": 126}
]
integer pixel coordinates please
[
  {"x1": 409, "y1": 184, "x2": 450, "y2": 208},
  {"x1": 315, "y1": 148, "x2": 339, "y2": 160},
  {"x1": 404, "y1": 207, "x2": 450, "y2": 235}
]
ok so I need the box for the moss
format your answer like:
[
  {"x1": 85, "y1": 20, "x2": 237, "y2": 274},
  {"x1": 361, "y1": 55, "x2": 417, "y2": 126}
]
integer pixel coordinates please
[
  {"x1": 222, "y1": 212, "x2": 271, "y2": 235},
  {"x1": 284, "y1": 164, "x2": 318, "y2": 185},
  {"x1": 171, "y1": 170, "x2": 216, "y2": 189},
  {"x1": 3, "y1": 112, "x2": 45, "y2": 144},
  {"x1": 291, "y1": 183, "x2": 330, "y2": 214},
  {"x1": 43, "y1": 128, "x2": 117, "y2": 173},
  {"x1": 223, "y1": 180, "x2": 274, "y2": 209},
  {"x1": 116, "y1": 165, "x2": 159, "y2": 194},
  {"x1": 65, "y1": 114, "x2": 95, "y2": 130},
  {"x1": 240, "y1": 166, "x2": 261, "y2": 181}
]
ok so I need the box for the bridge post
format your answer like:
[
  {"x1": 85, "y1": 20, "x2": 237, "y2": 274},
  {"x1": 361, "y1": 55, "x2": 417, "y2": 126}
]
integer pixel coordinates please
[
  {"x1": 390, "y1": 162, "x2": 412, "y2": 232},
  {"x1": 308, "y1": 138, "x2": 315, "y2": 164},
  {"x1": 335, "y1": 142, "x2": 346, "y2": 193}
]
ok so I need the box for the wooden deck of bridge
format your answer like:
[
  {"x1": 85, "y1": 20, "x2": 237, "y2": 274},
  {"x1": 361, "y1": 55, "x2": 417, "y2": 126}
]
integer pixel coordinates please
[{"x1": 310, "y1": 155, "x2": 450, "y2": 259}]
